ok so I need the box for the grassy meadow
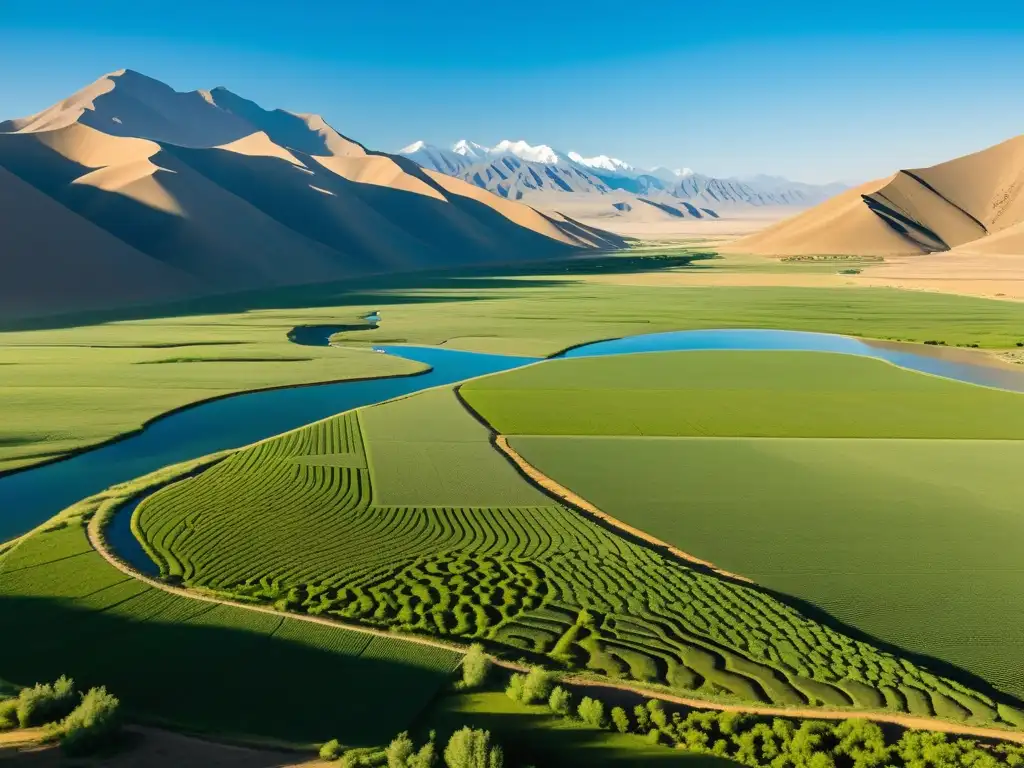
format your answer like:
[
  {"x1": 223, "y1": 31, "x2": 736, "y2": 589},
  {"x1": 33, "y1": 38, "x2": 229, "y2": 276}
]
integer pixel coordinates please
[
  {"x1": 0, "y1": 524, "x2": 460, "y2": 745},
  {"x1": 459, "y1": 350, "x2": 1024, "y2": 703},
  {"x1": 4, "y1": 251, "x2": 1024, "y2": 472},
  {"x1": 128, "y1": 386, "x2": 1017, "y2": 726},
  {"x1": 460, "y1": 351, "x2": 1024, "y2": 438}
]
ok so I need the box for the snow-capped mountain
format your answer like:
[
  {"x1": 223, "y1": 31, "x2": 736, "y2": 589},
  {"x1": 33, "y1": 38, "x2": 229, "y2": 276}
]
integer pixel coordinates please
[{"x1": 398, "y1": 139, "x2": 847, "y2": 209}]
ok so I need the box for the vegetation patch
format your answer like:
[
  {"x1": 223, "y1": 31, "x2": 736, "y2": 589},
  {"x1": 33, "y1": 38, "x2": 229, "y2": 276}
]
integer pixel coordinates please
[{"x1": 131, "y1": 387, "x2": 1017, "y2": 726}]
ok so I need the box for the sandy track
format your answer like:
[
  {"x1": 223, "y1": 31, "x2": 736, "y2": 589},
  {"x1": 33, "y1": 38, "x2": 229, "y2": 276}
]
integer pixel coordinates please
[{"x1": 492, "y1": 434, "x2": 752, "y2": 583}]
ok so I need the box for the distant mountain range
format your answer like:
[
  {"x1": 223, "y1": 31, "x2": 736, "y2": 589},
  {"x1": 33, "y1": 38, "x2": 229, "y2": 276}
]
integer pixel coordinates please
[
  {"x1": 399, "y1": 139, "x2": 847, "y2": 210},
  {"x1": 0, "y1": 70, "x2": 621, "y2": 321}
]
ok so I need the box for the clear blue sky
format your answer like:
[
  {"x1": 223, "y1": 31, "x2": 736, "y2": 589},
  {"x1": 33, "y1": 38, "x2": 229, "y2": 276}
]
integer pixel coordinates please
[{"x1": 2, "y1": 0, "x2": 1023, "y2": 183}]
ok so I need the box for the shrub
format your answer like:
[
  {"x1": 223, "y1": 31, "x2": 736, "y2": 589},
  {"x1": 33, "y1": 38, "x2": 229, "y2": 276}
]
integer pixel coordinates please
[
  {"x1": 633, "y1": 704, "x2": 651, "y2": 732},
  {"x1": 646, "y1": 728, "x2": 662, "y2": 745},
  {"x1": 548, "y1": 686, "x2": 572, "y2": 717},
  {"x1": 17, "y1": 676, "x2": 78, "y2": 728},
  {"x1": 577, "y1": 696, "x2": 606, "y2": 728},
  {"x1": 444, "y1": 727, "x2": 503, "y2": 768},
  {"x1": 320, "y1": 739, "x2": 344, "y2": 760},
  {"x1": 49, "y1": 686, "x2": 121, "y2": 756},
  {"x1": 409, "y1": 731, "x2": 438, "y2": 768},
  {"x1": 460, "y1": 645, "x2": 492, "y2": 690},
  {"x1": 611, "y1": 706, "x2": 630, "y2": 734},
  {"x1": 387, "y1": 731, "x2": 415, "y2": 767},
  {"x1": 0, "y1": 699, "x2": 17, "y2": 730},
  {"x1": 521, "y1": 667, "x2": 555, "y2": 705},
  {"x1": 505, "y1": 673, "x2": 526, "y2": 703}
]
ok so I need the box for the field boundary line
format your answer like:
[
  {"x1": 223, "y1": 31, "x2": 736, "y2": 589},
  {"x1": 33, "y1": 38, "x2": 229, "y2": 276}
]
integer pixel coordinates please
[
  {"x1": 493, "y1": 660, "x2": 1024, "y2": 745},
  {"x1": 86, "y1": 513, "x2": 467, "y2": 658}
]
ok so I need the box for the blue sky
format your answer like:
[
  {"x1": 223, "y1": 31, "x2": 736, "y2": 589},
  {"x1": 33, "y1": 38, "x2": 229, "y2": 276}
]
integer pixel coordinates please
[{"x1": 2, "y1": 1, "x2": 1023, "y2": 183}]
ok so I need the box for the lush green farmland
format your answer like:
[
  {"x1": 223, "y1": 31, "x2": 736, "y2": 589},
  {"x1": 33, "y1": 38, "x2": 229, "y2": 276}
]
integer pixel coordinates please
[
  {"x1": 460, "y1": 351, "x2": 1024, "y2": 439},
  {"x1": 0, "y1": 311, "x2": 419, "y2": 473},
  {"x1": 458, "y1": 350, "x2": 1024, "y2": 705},
  {"x1": 0, "y1": 522, "x2": 460, "y2": 745},
  {"x1": 508, "y1": 435, "x2": 1024, "y2": 704},
  {"x1": 6, "y1": 257, "x2": 1024, "y2": 472},
  {"x1": 132, "y1": 387, "x2": 1020, "y2": 726}
]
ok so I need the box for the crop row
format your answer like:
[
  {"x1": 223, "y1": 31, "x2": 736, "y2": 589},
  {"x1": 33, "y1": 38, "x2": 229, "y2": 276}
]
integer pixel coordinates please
[{"x1": 133, "y1": 392, "x2": 1024, "y2": 726}]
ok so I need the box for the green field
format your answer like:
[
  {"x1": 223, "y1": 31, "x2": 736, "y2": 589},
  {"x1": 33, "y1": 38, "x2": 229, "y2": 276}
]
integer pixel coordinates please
[
  {"x1": 459, "y1": 351, "x2": 1024, "y2": 704},
  {"x1": 130, "y1": 385, "x2": 1019, "y2": 726},
  {"x1": 0, "y1": 311, "x2": 420, "y2": 473},
  {"x1": 5, "y1": 256, "x2": 1024, "y2": 472},
  {"x1": 460, "y1": 351, "x2": 1024, "y2": 438},
  {"x1": 0, "y1": 494, "x2": 459, "y2": 745}
]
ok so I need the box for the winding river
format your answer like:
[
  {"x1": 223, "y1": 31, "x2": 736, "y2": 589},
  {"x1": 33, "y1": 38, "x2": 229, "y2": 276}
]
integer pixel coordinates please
[{"x1": 3, "y1": 327, "x2": 1024, "y2": 544}]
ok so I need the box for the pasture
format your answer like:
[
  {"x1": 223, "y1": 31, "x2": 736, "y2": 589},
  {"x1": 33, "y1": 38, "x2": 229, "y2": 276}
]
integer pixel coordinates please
[
  {"x1": 131, "y1": 386, "x2": 1018, "y2": 726},
  {"x1": 5, "y1": 258, "x2": 1024, "y2": 473},
  {"x1": 0, "y1": 519, "x2": 460, "y2": 745},
  {"x1": 460, "y1": 351, "x2": 1024, "y2": 439},
  {"x1": 458, "y1": 350, "x2": 1024, "y2": 706}
]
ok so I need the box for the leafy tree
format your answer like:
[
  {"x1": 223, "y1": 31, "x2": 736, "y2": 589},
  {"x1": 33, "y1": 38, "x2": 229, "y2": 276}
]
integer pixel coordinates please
[
  {"x1": 387, "y1": 731, "x2": 415, "y2": 768},
  {"x1": 320, "y1": 739, "x2": 343, "y2": 761},
  {"x1": 611, "y1": 706, "x2": 630, "y2": 734},
  {"x1": 460, "y1": 645, "x2": 492, "y2": 690},
  {"x1": 505, "y1": 673, "x2": 525, "y2": 703},
  {"x1": 410, "y1": 731, "x2": 438, "y2": 768},
  {"x1": 0, "y1": 699, "x2": 17, "y2": 730},
  {"x1": 633, "y1": 704, "x2": 651, "y2": 732},
  {"x1": 548, "y1": 686, "x2": 572, "y2": 717},
  {"x1": 521, "y1": 667, "x2": 555, "y2": 705},
  {"x1": 48, "y1": 686, "x2": 121, "y2": 756},
  {"x1": 17, "y1": 676, "x2": 78, "y2": 728},
  {"x1": 577, "y1": 696, "x2": 606, "y2": 728},
  {"x1": 444, "y1": 727, "x2": 503, "y2": 768}
]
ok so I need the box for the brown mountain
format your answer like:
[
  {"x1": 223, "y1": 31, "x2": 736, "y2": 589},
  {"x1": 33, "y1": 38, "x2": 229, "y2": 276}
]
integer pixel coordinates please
[
  {"x1": 733, "y1": 135, "x2": 1024, "y2": 257},
  {"x1": 0, "y1": 70, "x2": 622, "y2": 321}
]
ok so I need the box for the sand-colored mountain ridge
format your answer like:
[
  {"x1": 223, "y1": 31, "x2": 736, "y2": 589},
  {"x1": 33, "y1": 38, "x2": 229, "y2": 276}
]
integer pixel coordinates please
[
  {"x1": 733, "y1": 134, "x2": 1024, "y2": 258},
  {"x1": 0, "y1": 70, "x2": 622, "y2": 321}
]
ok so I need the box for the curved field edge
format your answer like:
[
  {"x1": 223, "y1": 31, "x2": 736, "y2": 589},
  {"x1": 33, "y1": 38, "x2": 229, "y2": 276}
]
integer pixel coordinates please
[
  {"x1": 0, "y1": 460, "x2": 461, "y2": 747},
  {"x1": 126, "y1": 385, "x2": 1024, "y2": 731}
]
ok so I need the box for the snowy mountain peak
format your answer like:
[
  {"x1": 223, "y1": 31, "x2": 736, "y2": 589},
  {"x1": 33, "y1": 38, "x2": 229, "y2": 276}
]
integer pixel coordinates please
[
  {"x1": 400, "y1": 140, "x2": 429, "y2": 153},
  {"x1": 568, "y1": 152, "x2": 634, "y2": 173},
  {"x1": 491, "y1": 139, "x2": 562, "y2": 165},
  {"x1": 451, "y1": 139, "x2": 490, "y2": 160}
]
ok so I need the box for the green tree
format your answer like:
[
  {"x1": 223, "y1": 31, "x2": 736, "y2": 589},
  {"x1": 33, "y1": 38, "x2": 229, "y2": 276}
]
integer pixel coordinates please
[
  {"x1": 17, "y1": 676, "x2": 77, "y2": 728},
  {"x1": 48, "y1": 686, "x2": 121, "y2": 757},
  {"x1": 320, "y1": 739, "x2": 343, "y2": 761},
  {"x1": 444, "y1": 727, "x2": 503, "y2": 768},
  {"x1": 611, "y1": 706, "x2": 630, "y2": 734},
  {"x1": 387, "y1": 731, "x2": 415, "y2": 768},
  {"x1": 548, "y1": 686, "x2": 572, "y2": 717},
  {"x1": 460, "y1": 645, "x2": 492, "y2": 690},
  {"x1": 633, "y1": 704, "x2": 651, "y2": 732},
  {"x1": 521, "y1": 667, "x2": 555, "y2": 704},
  {"x1": 505, "y1": 673, "x2": 525, "y2": 703},
  {"x1": 577, "y1": 696, "x2": 606, "y2": 728},
  {"x1": 410, "y1": 731, "x2": 438, "y2": 768}
]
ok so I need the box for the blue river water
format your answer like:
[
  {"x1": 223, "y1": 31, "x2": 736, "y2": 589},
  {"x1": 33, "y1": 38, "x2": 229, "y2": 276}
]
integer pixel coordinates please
[{"x1": 3, "y1": 328, "x2": 1024, "y2": 544}]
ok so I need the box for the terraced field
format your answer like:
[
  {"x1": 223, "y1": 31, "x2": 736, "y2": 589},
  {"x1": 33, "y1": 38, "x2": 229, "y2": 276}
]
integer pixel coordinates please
[
  {"x1": 459, "y1": 351, "x2": 1024, "y2": 708},
  {"x1": 133, "y1": 387, "x2": 1023, "y2": 727},
  {"x1": 0, "y1": 500, "x2": 460, "y2": 744}
]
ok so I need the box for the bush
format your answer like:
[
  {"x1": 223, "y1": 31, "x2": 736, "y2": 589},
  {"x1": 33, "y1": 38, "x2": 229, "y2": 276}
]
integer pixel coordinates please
[
  {"x1": 505, "y1": 673, "x2": 526, "y2": 703},
  {"x1": 444, "y1": 727, "x2": 503, "y2": 768},
  {"x1": 577, "y1": 696, "x2": 606, "y2": 728},
  {"x1": 387, "y1": 731, "x2": 414, "y2": 767},
  {"x1": 521, "y1": 667, "x2": 555, "y2": 705},
  {"x1": 49, "y1": 686, "x2": 121, "y2": 757},
  {"x1": 611, "y1": 706, "x2": 630, "y2": 734},
  {"x1": 548, "y1": 686, "x2": 572, "y2": 717},
  {"x1": 460, "y1": 645, "x2": 492, "y2": 690},
  {"x1": 17, "y1": 676, "x2": 77, "y2": 728},
  {"x1": 409, "y1": 731, "x2": 437, "y2": 768},
  {"x1": 0, "y1": 699, "x2": 17, "y2": 731},
  {"x1": 321, "y1": 739, "x2": 344, "y2": 760}
]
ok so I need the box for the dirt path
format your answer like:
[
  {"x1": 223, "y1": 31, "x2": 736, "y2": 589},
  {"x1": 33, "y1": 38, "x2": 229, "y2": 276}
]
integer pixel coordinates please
[
  {"x1": 86, "y1": 517, "x2": 466, "y2": 659},
  {"x1": 493, "y1": 434, "x2": 752, "y2": 583}
]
